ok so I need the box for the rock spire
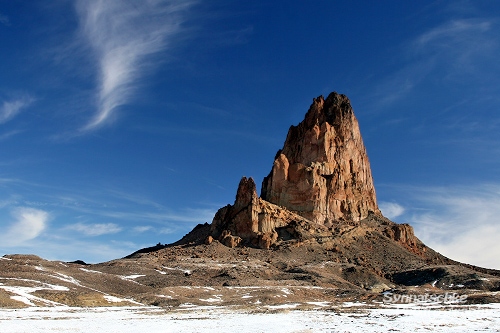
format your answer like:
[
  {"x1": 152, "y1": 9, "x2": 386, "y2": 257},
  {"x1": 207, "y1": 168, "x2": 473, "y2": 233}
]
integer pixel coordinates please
[
  {"x1": 210, "y1": 91, "x2": 381, "y2": 248},
  {"x1": 261, "y1": 92, "x2": 380, "y2": 225}
]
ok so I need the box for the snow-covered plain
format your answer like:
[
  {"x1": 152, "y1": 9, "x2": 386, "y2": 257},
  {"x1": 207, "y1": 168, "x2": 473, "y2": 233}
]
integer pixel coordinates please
[{"x1": 0, "y1": 303, "x2": 499, "y2": 333}]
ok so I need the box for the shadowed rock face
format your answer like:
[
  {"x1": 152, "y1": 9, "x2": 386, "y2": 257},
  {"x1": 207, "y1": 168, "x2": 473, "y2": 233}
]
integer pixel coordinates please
[{"x1": 261, "y1": 92, "x2": 380, "y2": 225}]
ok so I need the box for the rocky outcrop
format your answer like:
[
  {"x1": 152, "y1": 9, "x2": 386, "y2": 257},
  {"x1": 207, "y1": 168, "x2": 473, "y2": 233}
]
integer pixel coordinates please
[
  {"x1": 384, "y1": 223, "x2": 423, "y2": 255},
  {"x1": 210, "y1": 177, "x2": 313, "y2": 249},
  {"x1": 209, "y1": 92, "x2": 385, "y2": 249},
  {"x1": 262, "y1": 92, "x2": 380, "y2": 225}
]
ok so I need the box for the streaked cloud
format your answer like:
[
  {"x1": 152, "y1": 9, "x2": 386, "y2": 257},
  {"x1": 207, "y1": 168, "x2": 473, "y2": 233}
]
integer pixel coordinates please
[
  {"x1": 76, "y1": 0, "x2": 195, "y2": 130},
  {"x1": 0, "y1": 97, "x2": 34, "y2": 124},
  {"x1": 66, "y1": 222, "x2": 122, "y2": 236},
  {"x1": 415, "y1": 19, "x2": 491, "y2": 47},
  {"x1": 413, "y1": 18, "x2": 497, "y2": 76},
  {"x1": 51, "y1": 193, "x2": 215, "y2": 225},
  {"x1": 159, "y1": 227, "x2": 176, "y2": 235},
  {"x1": 379, "y1": 202, "x2": 405, "y2": 220},
  {"x1": 0, "y1": 13, "x2": 9, "y2": 26},
  {"x1": 106, "y1": 189, "x2": 165, "y2": 210},
  {"x1": 16, "y1": 239, "x2": 140, "y2": 263},
  {"x1": 399, "y1": 184, "x2": 500, "y2": 270},
  {"x1": 370, "y1": 17, "x2": 498, "y2": 108},
  {"x1": 133, "y1": 226, "x2": 154, "y2": 233},
  {"x1": 99, "y1": 208, "x2": 215, "y2": 225},
  {"x1": 0, "y1": 130, "x2": 22, "y2": 141},
  {"x1": 0, "y1": 207, "x2": 49, "y2": 246}
]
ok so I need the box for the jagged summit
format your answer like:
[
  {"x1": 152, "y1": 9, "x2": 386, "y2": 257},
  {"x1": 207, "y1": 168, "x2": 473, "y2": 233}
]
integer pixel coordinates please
[
  {"x1": 207, "y1": 91, "x2": 384, "y2": 250},
  {"x1": 262, "y1": 92, "x2": 379, "y2": 225}
]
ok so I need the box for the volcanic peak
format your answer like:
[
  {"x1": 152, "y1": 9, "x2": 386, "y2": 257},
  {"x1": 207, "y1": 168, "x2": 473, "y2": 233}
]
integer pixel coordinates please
[{"x1": 206, "y1": 92, "x2": 388, "y2": 249}]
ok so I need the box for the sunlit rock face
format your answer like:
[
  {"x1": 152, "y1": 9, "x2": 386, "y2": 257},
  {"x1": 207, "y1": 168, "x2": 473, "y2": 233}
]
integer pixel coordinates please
[
  {"x1": 210, "y1": 92, "x2": 381, "y2": 249},
  {"x1": 261, "y1": 92, "x2": 380, "y2": 225},
  {"x1": 210, "y1": 177, "x2": 313, "y2": 249}
]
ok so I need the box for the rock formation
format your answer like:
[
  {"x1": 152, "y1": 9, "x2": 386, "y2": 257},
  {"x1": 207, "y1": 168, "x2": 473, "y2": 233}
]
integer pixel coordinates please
[
  {"x1": 4, "y1": 91, "x2": 499, "y2": 311},
  {"x1": 210, "y1": 177, "x2": 315, "y2": 249},
  {"x1": 210, "y1": 92, "x2": 384, "y2": 248},
  {"x1": 262, "y1": 92, "x2": 380, "y2": 225}
]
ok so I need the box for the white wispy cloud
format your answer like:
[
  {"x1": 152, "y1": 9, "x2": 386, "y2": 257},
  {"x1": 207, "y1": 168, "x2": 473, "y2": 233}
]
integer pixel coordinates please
[
  {"x1": 15, "y1": 238, "x2": 140, "y2": 263},
  {"x1": 159, "y1": 227, "x2": 176, "y2": 235},
  {"x1": 0, "y1": 13, "x2": 9, "y2": 26},
  {"x1": 415, "y1": 19, "x2": 491, "y2": 48},
  {"x1": 0, "y1": 207, "x2": 50, "y2": 246},
  {"x1": 413, "y1": 18, "x2": 497, "y2": 75},
  {"x1": 379, "y1": 201, "x2": 405, "y2": 220},
  {"x1": 133, "y1": 226, "x2": 154, "y2": 233},
  {"x1": 369, "y1": 16, "x2": 498, "y2": 108},
  {"x1": 399, "y1": 184, "x2": 500, "y2": 270},
  {"x1": 0, "y1": 97, "x2": 34, "y2": 124},
  {"x1": 100, "y1": 208, "x2": 215, "y2": 225},
  {"x1": 51, "y1": 191, "x2": 216, "y2": 225},
  {"x1": 76, "y1": 0, "x2": 195, "y2": 130},
  {"x1": 0, "y1": 130, "x2": 22, "y2": 141},
  {"x1": 106, "y1": 189, "x2": 165, "y2": 210},
  {"x1": 66, "y1": 222, "x2": 122, "y2": 236}
]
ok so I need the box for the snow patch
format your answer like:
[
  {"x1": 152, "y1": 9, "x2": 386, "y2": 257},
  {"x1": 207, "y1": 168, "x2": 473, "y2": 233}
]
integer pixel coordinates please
[
  {"x1": 307, "y1": 301, "x2": 330, "y2": 307},
  {"x1": 104, "y1": 295, "x2": 127, "y2": 303},
  {"x1": 199, "y1": 295, "x2": 222, "y2": 303},
  {"x1": 103, "y1": 295, "x2": 142, "y2": 305},
  {"x1": 121, "y1": 274, "x2": 146, "y2": 280},
  {"x1": 265, "y1": 303, "x2": 300, "y2": 309},
  {"x1": 161, "y1": 266, "x2": 191, "y2": 275},
  {"x1": 0, "y1": 305, "x2": 499, "y2": 332},
  {"x1": 79, "y1": 268, "x2": 103, "y2": 274},
  {"x1": 342, "y1": 301, "x2": 367, "y2": 307},
  {"x1": 52, "y1": 272, "x2": 81, "y2": 286},
  {"x1": 0, "y1": 283, "x2": 68, "y2": 307},
  {"x1": 199, "y1": 298, "x2": 222, "y2": 303},
  {"x1": 10, "y1": 295, "x2": 36, "y2": 306}
]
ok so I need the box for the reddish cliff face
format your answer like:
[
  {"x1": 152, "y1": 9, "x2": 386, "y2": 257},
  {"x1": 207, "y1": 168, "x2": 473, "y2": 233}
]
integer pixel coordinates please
[
  {"x1": 261, "y1": 92, "x2": 380, "y2": 225},
  {"x1": 210, "y1": 177, "x2": 314, "y2": 249},
  {"x1": 210, "y1": 92, "x2": 383, "y2": 248}
]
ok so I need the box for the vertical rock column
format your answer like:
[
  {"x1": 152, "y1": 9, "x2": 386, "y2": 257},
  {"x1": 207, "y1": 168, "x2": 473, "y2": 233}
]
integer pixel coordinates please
[{"x1": 261, "y1": 92, "x2": 380, "y2": 225}]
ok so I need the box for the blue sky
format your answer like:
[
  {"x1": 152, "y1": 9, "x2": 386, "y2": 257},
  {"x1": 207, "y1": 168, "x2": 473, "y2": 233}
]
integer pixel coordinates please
[{"x1": 0, "y1": 1, "x2": 499, "y2": 268}]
